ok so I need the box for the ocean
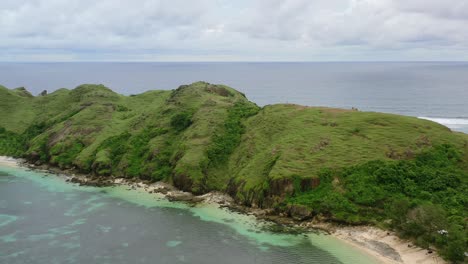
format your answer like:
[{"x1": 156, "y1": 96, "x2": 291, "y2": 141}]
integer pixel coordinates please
[
  {"x1": 0, "y1": 165, "x2": 380, "y2": 264},
  {"x1": 0, "y1": 62, "x2": 467, "y2": 133},
  {"x1": 0, "y1": 62, "x2": 466, "y2": 263}
]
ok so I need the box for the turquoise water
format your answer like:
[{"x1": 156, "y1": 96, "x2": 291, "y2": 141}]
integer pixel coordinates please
[{"x1": 0, "y1": 165, "x2": 380, "y2": 264}]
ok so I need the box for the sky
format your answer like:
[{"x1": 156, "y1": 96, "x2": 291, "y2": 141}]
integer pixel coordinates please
[{"x1": 1, "y1": 0, "x2": 468, "y2": 61}]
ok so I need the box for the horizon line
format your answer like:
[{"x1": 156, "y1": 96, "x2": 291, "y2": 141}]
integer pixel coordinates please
[{"x1": 1, "y1": 60, "x2": 468, "y2": 63}]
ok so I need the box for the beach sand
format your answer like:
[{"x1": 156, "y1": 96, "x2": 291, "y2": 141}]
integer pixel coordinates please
[
  {"x1": 0, "y1": 156, "x2": 20, "y2": 168},
  {"x1": 319, "y1": 224, "x2": 446, "y2": 264}
]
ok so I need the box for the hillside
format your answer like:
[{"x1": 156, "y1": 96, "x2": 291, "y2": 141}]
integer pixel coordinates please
[{"x1": 0, "y1": 82, "x2": 467, "y2": 262}]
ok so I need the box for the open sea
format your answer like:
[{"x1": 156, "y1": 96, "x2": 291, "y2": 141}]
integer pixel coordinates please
[{"x1": 0, "y1": 62, "x2": 467, "y2": 133}]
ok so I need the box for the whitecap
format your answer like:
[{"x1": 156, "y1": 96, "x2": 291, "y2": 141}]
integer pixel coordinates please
[{"x1": 418, "y1": 117, "x2": 468, "y2": 132}]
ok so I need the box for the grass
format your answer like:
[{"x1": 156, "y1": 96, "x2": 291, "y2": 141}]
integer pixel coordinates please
[
  {"x1": 0, "y1": 82, "x2": 467, "y2": 262},
  {"x1": 228, "y1": 105, "x2": 466, "y2": 191},
  {"x1": 286, "y1": 145, "x2": 467, "y2": 262},
  {"x1": 1, "y1": 83, "x2": 466, "y2": 194}
]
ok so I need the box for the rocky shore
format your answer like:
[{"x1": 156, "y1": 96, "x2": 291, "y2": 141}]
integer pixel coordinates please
[
  {"x1": 2, "y1": 157, "x2": 446, "y2": 264},
  {"x1": 23, "y1": 161, "x2": 238, "y2": 206}
]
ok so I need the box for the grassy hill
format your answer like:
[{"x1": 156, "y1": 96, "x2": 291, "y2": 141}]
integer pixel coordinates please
[{"x1": 0, "y1": 82, "x2": 466, "y2": 262}]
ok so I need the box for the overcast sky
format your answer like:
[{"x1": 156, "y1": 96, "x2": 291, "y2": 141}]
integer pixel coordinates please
[{"x1": 1, "y1": 0, "x2": 468, "y2": 61}]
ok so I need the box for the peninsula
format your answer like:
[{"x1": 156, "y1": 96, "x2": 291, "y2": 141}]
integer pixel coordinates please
[{"x1": 1, "y1": 82, "x2": 466, "y2": 262}]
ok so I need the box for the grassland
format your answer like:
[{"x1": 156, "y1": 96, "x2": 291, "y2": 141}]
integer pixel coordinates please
[{"x1": 0, "y1": 82, "x2": 466, "y2": 262}]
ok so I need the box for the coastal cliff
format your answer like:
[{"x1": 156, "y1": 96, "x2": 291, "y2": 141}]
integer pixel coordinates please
[{"x1": 1, "y1": 82, "x2": 467, "y2": 262}]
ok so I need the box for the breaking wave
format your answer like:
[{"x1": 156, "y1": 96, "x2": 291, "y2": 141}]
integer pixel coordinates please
[{"x1": 419, "y1": 117, "x2": 468, "y2": 132}]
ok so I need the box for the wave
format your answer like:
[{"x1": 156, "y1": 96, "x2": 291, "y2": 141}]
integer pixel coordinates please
[{"x1": 418, "y1": 117, "x2": 468, "y2": 130}]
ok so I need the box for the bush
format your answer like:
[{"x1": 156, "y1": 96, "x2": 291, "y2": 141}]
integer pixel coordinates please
[
  {"x1": 442, "y1": 225, "x2": 467, "y2": 263},
  {"x1": 206, "y1": 102, "x2": 259, "y2": 166},
  {"x1": 94, "y1": 128, "x2": 172, "y2": 179},
  {"x1": 0, "y1": 122, "x2": 50, "y2": 157},
  {"x1": 170, "y1": 112, "x2": 193, "y2": 132},
  {"x1": 95, "y1": 132, "x2": 131, "y2": 175},
  {"x1": 0, "y1": 128, "x2": 23, "y2": 156},
  {"x1": 50, "y1": 141, "x2": 84, "y2": 168},
  {"x1": 286, "y1": 145, "x2": 467, "y2": 262}
]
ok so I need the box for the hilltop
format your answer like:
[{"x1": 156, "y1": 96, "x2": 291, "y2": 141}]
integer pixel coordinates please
[{"x1": 0, "y1": 82, "x2": 466, "y2": 262}]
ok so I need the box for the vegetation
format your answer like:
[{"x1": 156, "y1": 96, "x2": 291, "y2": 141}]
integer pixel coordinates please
[
  {"x1": 50, "y1": 140, "x2": 84, "y2": 168},
  {"x1": 0, "y1": 82, "x2": 466, "y2": 262},
  {"x1": 170, "y1": 112, "x2": 193, "y2": 132},
  {"x1": 0, "y1": 122, "x2": 49, "y2": 157},
  {"x1": 287, "y1": 145, "x2": 467, "y2": 261},
  {"x1": 0, "y1": 127, "x2": 24, "y2": 156},
  {"x1": 206, "y1": 101, "x2": 259, "y2": 166}
]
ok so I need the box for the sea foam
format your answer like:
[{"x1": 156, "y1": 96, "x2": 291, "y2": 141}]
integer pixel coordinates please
[{"x1": 419, "y1": 117, "x2": 468, "y2": 131}]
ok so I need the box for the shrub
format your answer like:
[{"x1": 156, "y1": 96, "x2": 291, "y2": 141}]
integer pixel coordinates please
[
  {"x1": 286, "y1": 144, "x2": 467, "y2": 262},
  {"x1": 170, "y1": 112, "x2": 193, "y2": 132},
  {"x1": 50, "y1": 141, "x2": 84, "y2": 168},
  {"x1": 206, "y1": 102, "x2": 259, "y2": 166}
]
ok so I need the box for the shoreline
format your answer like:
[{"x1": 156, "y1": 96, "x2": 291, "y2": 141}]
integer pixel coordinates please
[{"x1": 0, "y1": 156, "x2": 446, "y2": 264}]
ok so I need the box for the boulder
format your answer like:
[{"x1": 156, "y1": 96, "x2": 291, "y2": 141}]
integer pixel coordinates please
[{"x1": 287, "y1": 204, "x2": 313, "y2": 221}]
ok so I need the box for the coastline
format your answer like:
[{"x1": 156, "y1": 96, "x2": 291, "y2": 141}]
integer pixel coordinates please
[
  {"x1": 327, "y1": 225, "x2": 446, "y2": 264},
  {"x1": 0, "y1": 156, "x2": 446, "y2": 264},
  {"x1": 0, "y1": 156, "x2": 22, "y2": 168}
]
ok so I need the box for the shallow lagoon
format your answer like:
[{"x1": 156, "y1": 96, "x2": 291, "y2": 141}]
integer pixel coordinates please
[{"x1": 0, "y1": 165, "x2": 380, "y2": 264}]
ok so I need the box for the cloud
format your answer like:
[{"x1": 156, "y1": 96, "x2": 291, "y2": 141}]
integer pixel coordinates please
[
  {"x1": 1, "y1": 0, "x2": 467, "y2": 61},
  {"x1": 395, "y1": 0, "x2": 468, "y2": 20},
  {"x1": 1, "y1": 0, "x2": 211, "y2": 48},
  {"x1": 238, "y1": 0, "x2": 468, "y2": 47}
]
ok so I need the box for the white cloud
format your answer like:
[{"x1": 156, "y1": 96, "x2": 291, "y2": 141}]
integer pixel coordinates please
[
  {"x1": 1, "y1": 0, "x2": 467, "y2": 61},
  {"x1": 238, "y1": 0, "x2": 468, "y2": 47}
]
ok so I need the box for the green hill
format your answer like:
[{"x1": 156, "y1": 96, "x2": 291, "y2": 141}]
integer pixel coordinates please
[{"x1": 0, "y1": 82, "x2": 466, "y2": 262}]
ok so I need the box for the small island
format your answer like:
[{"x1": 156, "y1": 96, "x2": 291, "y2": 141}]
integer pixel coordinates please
[{"x1": 1, "y1": 82, "x2": 467, "y2": 263}]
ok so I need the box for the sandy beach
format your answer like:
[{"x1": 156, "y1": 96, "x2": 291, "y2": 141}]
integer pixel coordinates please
[
  {"x1": 0, "y1": 156, "x2": 447, "y2": 264},
  {"x1": 331, "y1": 226, "x2": 446, "y2": 264},
  {"x1": 0, "y1": 156, "x2": 21, "y2": 168}
]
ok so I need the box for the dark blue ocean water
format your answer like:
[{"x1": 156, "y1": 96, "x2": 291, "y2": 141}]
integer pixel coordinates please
[{"x1": 0, "y1": 62, "x2": 467, "y2": 132}]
